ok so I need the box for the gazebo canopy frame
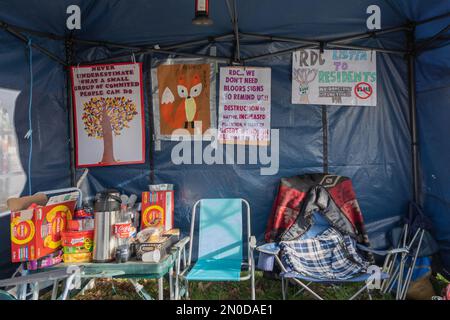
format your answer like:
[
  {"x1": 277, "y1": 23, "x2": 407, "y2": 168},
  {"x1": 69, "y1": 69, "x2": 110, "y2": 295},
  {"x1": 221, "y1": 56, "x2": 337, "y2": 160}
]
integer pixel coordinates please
[{"x1": 0, "y1": 5, "x2": 448, "y2": 203}]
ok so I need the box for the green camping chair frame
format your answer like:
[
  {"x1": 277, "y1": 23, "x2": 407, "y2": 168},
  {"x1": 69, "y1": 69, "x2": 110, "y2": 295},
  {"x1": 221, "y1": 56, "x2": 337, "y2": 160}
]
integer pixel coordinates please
[{"x1": 176, "y1": 198, "x2": 256, "y2": 300}]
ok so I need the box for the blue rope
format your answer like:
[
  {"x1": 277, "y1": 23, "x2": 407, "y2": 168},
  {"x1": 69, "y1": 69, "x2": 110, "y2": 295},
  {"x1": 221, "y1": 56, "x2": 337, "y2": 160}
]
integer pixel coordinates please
[{"x1": 26, "y1": 38, "x2": 33, "y2": 195}]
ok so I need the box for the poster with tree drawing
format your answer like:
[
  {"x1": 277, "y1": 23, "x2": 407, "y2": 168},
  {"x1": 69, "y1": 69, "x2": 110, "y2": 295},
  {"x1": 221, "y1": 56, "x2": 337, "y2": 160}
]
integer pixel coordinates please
[{"x1": 71, "y1": 62, "x2": 145, "y2": 167}]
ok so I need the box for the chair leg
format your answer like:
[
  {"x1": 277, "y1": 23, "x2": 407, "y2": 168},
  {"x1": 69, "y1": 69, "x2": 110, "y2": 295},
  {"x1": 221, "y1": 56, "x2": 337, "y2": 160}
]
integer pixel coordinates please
[
  {"x1": 281, "y1": 278, "x2": 286, "y2": 300},
  {"x1": 158, "y1": 277, "x2": 164, "y2": 300},
  {"x1": 400, "y1": 230, "x2": 425, "y2": 300},
  {"x1": 31, "y1": 282, "x2": 39, "y2": 300},
  {"x1": 60, "y1": 274, "x2": 76, "y2": 300},
  {"x1": 349, "y1": 284, "x2": 368, "y2": 300},
  {"x1": 169, "y1": 267, "x2": 174, "y2": 300},
  {"x1": 251, "y1": 259, "x2": 256, "y2": 300},
  {"x1": 293, "y1": 281, "x2": 312, "y2": 297},
  {"x1": 292, "y1": 278, "x2": 323, "y2": 300},
  {"x1": 51, "y1": 279, "x2": 59, "y2": 300},
  {"x1": 251, "y1": 273, "x2": 256, "y2": 300},
  {"x1": 366, "y1": 287, "x2": 373, "y2": 300},
  {"x1": 185, "y1": 280, "x2": 190, "y2": 300}
]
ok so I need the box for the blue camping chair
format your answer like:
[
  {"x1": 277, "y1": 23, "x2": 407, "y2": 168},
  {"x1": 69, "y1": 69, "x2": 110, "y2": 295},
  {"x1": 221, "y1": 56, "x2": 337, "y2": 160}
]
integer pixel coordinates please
[
  {"x1": 176, "y1": 199, "x2": 256, "y2": 300},
  {"x1": 257, "y1": 212, "x2": 408, "y2": 300}
]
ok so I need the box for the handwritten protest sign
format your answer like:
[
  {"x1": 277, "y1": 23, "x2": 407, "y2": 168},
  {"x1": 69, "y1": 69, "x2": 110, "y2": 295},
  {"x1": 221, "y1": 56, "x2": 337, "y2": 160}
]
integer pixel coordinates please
[
  {"x1": 292, "y1": 49, "x2": 377, "y2": 106},
  {"x1": 71, "y1": 62, "x2": 145, "y2": 167},
  {"x1": 218, "y1": 67, "x2": 271, "y2": 145}
]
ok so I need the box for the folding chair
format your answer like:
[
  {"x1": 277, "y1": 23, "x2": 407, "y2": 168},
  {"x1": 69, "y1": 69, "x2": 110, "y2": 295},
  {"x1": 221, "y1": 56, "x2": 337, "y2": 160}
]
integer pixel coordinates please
[
  {"x1": 257, "y1": 212, "x2": 408, "y2": 300},
  {"x1": 0, "y1": 265, "x2": 83, "y2": 300},
  {"x1": 177, "y1": 198, "x2": 256, "y2": 300},
  {"x1": 380, "y1": 202, "x2": 439, "y2": 300}
]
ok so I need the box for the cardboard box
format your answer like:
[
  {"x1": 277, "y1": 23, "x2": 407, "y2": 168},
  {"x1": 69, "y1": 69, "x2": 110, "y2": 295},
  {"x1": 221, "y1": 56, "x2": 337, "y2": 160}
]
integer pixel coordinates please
[
  {"x1": 141, "y1": 188, "x2": 174, "y2": 231},
  {"x1": 10, "y1": 200, "x2": 76, "y2": 262}
]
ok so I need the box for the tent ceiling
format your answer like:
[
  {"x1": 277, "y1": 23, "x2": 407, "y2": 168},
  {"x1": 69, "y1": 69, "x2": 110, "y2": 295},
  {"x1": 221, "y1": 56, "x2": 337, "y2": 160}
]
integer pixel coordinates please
[
  {"x1": 0, "y1": 1, "x2": 447, "y2": 68},
  {"x1": 0, "y1": 1, "x2": 447, "y2": 44}
]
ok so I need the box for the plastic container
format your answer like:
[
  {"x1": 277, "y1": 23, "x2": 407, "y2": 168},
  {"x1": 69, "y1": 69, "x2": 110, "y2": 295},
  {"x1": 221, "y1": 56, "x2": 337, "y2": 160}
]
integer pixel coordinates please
[{"x1": 61, "y1": 230, "x2": 94, "y2": 260}]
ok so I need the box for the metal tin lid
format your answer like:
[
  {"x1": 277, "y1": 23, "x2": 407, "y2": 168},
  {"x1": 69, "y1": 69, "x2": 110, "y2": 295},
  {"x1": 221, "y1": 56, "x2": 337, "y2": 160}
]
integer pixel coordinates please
[{"x1": 94, "y1": 189, "x2": 121, "y2": 212}]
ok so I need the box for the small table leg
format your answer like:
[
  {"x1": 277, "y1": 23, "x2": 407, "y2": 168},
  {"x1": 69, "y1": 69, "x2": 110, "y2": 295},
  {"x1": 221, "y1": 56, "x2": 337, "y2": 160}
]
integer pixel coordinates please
[
  {"x1": 169, "y1": 267, "x2": 174, "y2": 300},
  {"x1": 158, "y1": 277, "x2": 164, "y2": 300},
  {"x1": 51, "y1": 279, "x2": 59, "y2": 300},
  {"x1": 32, "y1": 282, "x2": 39, "y2": 300}
]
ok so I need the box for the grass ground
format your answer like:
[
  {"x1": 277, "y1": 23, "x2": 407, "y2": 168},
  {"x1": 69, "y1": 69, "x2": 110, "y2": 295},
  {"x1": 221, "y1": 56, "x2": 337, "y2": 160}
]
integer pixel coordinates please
[
  {"x1": 40, "y1": 271, "x2": 448, "y2": 300},
  {"x1": 70, "y1": 271, "x2": 392, "y2": 300}
]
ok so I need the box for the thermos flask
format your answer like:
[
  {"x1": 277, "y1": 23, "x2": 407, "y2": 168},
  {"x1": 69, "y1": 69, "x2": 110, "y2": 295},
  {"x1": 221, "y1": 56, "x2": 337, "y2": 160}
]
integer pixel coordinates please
[{"x1": 93, "y1": 189, "x2": 121, "y2": 262}]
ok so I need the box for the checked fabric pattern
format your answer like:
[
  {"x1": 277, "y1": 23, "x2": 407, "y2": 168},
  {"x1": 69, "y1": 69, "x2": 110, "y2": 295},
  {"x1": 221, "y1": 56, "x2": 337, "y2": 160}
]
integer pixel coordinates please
[{"x1": 280, "y1": 227, "x2": 370, "y2": 280}]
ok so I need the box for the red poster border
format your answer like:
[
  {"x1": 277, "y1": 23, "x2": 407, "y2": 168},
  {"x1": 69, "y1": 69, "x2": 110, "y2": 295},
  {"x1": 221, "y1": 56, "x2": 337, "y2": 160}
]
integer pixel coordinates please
[{"x1": 70, "y1": 61, "x2": 146, "y2": 168}]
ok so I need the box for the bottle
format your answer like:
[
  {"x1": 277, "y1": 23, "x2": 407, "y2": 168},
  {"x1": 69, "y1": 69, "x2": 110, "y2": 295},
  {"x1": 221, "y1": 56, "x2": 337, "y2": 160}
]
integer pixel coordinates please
[{"x1": 113, "y1": 204, "x2": 133, "y2": 262}]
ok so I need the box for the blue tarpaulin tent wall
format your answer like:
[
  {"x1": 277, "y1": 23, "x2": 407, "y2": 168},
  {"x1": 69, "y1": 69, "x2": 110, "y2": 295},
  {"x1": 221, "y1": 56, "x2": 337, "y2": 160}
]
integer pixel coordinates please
[
  {"x1": 414, "y1": 3, "x2": 450, "y2": 272},
  {"x1": 0, "y1": 0, "x2": 449, "y2": 278}
]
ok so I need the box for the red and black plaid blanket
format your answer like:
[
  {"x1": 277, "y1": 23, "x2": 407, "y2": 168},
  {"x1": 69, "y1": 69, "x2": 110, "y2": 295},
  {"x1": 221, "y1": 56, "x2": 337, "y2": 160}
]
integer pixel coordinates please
[{"x1": 265, "y1": 173, "x2": 371, "y2": 249}]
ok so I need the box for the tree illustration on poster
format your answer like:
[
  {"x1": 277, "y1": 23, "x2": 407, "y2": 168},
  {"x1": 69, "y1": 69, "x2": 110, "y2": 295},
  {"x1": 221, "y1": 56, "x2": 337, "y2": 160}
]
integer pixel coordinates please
[
  {"x1": 71, "y1": 62, "x2": 145, "y2": 167},
  {"x1": 82, "y1": 97, "x2": 137, "y2": 163}
]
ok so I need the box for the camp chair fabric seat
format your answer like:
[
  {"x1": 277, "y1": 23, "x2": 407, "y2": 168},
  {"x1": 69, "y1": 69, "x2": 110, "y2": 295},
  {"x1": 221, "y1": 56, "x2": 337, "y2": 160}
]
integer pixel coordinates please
[
  {"x1": 178, "y1": 198, "x2": 256, "y2": 299},
  {"x1": 186, "y1": 199, "x2": 243, "y2": 281},
  {"x1": 281, "y1": 271, "x2": 390, "y2": 283},
  {"x1": 186, "y1": 259, "x2": 242, "y2": 281}
]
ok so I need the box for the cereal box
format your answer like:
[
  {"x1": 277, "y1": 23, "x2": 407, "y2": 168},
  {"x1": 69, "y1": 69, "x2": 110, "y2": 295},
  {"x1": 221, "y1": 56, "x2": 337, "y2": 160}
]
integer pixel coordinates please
[
  {"x1": 10, "y1": 200, "x2": 76, "y2": 262},
  {"x1": 141, "y1": 185, "x2": 174, "y2": 231}
]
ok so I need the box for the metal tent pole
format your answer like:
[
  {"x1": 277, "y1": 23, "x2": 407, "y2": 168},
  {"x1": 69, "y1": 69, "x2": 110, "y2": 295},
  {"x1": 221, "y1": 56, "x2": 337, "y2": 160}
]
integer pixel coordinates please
[
  {"x1": 0, "y1": 22, "x2": 67, "y2": 66},
  {"x1": 415, "y1": 23, "x2": 450, "y2": 54},
  {"x1": 81, "y1": 48, "x2": 231, "y2": 65},
  {"x1": 415, "y1": 12, "x2": 450, "y2": 26},
  {"x1": 241, "y1": 32, "x2": 319, "y2": 46},
  {"x1": 226, "y1": 0, "x2": 241, "y2": 63},
  {"x1": 243, "y1": 44, "x2": 317, "y2": 63},
  {"x1": 329, "y1": 25, "x2": 411, "y2": 44},
  {"x1": 0, "y1": 19, "x2": 64, "y2": 41},
  {"x1": 407, "y1": 27, "x2": 420, "y2": 203},
  {"x1": 241, "y1": 25, "x2": 410, "y2": 47},
  {"x1": 65, "y1": 36, "x2": 77, "y2": 187}
]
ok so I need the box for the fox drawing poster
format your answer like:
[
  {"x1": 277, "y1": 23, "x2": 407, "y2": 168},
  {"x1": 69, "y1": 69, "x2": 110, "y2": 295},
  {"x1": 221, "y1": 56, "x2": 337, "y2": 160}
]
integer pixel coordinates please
[{"x1": 152, "y1": 60, "x2": 216, "y2": 142}]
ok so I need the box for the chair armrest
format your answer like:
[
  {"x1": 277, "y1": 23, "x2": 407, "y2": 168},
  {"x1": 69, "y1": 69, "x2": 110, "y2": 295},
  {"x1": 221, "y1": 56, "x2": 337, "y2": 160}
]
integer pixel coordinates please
[
  {"x1": 256, "y1": 242, "x2": 280, "y2": 255},
  {"x1": 356, "y1": 244, "x2": 409, "y2": 256},
  {"x1": 173, "y1": 236, "x2": 190, "y2": 251}
]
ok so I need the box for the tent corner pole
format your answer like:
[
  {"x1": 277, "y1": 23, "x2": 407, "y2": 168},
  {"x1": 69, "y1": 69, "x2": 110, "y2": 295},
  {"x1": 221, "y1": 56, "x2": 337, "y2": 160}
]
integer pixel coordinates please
[
  {"x1": 406, "y1": 26, "x2": 420, "y2": 204},
  {"x1": 65, "y1": 36, "x2": 76, "y2": 187}
]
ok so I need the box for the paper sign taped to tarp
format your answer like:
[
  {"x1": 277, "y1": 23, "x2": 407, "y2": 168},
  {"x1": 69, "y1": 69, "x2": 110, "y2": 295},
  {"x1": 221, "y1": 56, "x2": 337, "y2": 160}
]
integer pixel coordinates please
[
  {"x1": 71, "y1": 62, "x2": 145, "y2": 167},
  {"x1": 151, "y1": 59, "x2": 217, "y2": 144},
  {"x1": 218, "y1": 67, "x2": 271, "y2": 145},
  {"x1": 292, "y1": 49, "x2": 377, "y2": 106}
]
